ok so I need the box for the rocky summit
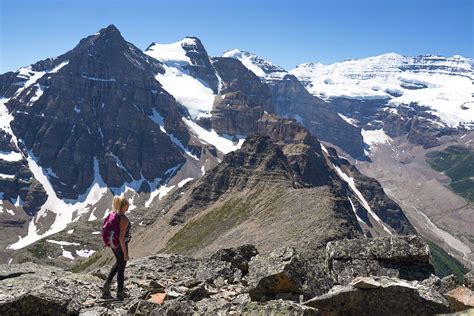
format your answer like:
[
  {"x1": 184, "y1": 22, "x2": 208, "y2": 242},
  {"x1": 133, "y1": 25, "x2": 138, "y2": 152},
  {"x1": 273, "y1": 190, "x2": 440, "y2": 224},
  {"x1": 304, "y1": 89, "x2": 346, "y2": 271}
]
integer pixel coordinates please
[{"x1": 1, "y1": 236, "x2": 473, "y2": 315}]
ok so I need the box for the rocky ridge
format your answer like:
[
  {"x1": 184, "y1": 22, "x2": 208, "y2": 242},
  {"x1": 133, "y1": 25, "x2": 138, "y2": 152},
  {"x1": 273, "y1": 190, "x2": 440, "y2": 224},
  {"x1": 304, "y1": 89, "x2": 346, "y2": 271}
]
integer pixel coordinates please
[{"x1": 1, "y1": 236, "x2": 472, "y2": 315}]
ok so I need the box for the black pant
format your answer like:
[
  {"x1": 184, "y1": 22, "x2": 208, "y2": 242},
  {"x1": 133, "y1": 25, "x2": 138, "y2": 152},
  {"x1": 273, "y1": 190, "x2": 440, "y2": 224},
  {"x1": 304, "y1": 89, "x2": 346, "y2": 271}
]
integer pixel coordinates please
[{"x1": 106, "y1": 243, "x2": 128, "y2": 291}]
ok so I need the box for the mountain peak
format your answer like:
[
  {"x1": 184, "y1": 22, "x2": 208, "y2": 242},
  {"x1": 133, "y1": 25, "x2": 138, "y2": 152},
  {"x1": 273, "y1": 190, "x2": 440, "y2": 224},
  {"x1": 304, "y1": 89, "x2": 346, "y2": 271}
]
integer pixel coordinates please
[
  {"x1": 222, "y1": 48, "x2": 287, "y2": 81},
  {"x1": 92, "y1": 24, "x2": 124, "y2": 43},
  {"x1": 100, "y1": 24, "x2": 120, "y2": 33}
]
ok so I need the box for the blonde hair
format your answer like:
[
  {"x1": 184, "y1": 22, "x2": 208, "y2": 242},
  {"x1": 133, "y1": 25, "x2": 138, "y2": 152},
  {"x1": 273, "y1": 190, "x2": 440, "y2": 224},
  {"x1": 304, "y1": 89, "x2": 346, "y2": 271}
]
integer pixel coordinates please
[{"x1": 112, "y1": 196, "x2": 129, "y2": 213}]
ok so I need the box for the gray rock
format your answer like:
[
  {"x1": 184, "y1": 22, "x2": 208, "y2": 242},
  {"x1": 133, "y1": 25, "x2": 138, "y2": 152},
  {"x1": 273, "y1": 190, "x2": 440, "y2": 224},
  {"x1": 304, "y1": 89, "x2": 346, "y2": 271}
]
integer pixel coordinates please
[
  {"x1": 193, "y1": 260, "x2": 233, "y2": 283},
  {"x1": 210, "y1": 244, "x2": 258, "y2": 274},
  {"x1": 247, "y1": 247, "x2": 307, "y2": 301},
  {"x1": 439, "y1": 274, "x2": 460, "y2": 294},
  {"x1": 326, "y1": 235, "x2": 434, "y2": 285},
  {"x1": 0, "y1": 263, "x2": 103, "y2": 315},
  {"x1": 464, "y1": 272, "x2": 474, "y2": 291},
  {"x1": 186, "y1": 283, "x2": 210, "y2": 302},
  {"x1": 304, "y1": 276, "x2": 450, "y2": 315}
]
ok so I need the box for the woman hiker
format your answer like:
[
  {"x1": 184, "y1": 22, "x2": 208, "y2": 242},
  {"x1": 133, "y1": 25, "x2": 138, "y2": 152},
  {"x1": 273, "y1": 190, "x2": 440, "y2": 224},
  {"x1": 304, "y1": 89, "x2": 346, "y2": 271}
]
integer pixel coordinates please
[{"x1": 101, "y1": 196, "x2": 131, "y2": 300}]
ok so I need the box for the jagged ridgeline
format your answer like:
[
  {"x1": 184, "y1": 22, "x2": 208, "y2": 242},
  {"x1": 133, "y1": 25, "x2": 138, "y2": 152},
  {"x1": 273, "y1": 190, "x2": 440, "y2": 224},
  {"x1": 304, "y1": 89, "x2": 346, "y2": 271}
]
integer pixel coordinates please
[
  {"x1": 0, "y1": 24, "x2": 380, "y2": 258},
  {"x1": 0, "y1": 24, "x2": 472, "y2": 314}
]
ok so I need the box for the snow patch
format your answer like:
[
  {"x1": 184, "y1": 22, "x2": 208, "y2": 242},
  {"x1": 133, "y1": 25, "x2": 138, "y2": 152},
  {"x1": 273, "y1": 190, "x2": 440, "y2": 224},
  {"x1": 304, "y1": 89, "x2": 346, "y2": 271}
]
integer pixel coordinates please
[
  {"x1": 178, "y1": 177, "x2": 194, "y2": 188},
  {"x1": 333, "y1": 164, "x2": 393, "y2": 235},
  {"x1": 145, "y1": 184, "x2": 175, "y2": 208},
  {"x1": 338, "y1": 113, "x2": 359, "y2": 127},
  {"x1": 183, "y1": 118, "x2": 245, "y2": 154},
  {"x1": 0, "y1": 151, "x2": 23, "y2": 162},
  {"x1": 47, "y1": 239, "x2": 80, "y2": 246},
  {"x1": 81, "y1": 75, "x2": 116, "y2": 82},
  {"x1": 146, "y1": 39, "x2": 215, "y2": 119},
  {"x1": 76, "y1": 249, "x2": 96, "y2": 258},
  {"x1": 62, "y1": 250, "x2": 74, "y2": 260},
  {"x1": 0, "y1": 173, "x2": 15, "y2": 180},
  {"x1": 362, "y1": 129, "x2": 392, "y2": 148},
  {"x1": 348, "y1": 197, "x2": 367, "y2": 225},
  {"x1": 8, "y1": 157, "x2": 109, "y2": 250}
]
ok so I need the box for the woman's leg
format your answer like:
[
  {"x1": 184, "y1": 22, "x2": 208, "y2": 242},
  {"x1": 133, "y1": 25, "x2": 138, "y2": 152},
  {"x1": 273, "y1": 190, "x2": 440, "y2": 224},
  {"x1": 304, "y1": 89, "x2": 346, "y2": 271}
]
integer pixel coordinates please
[
  {"x1": 105, "y1": 248, "x2": 119, "y2": 284},
  {"x1": 116, "y1": 245, "x2": 126, "y2": 292}
]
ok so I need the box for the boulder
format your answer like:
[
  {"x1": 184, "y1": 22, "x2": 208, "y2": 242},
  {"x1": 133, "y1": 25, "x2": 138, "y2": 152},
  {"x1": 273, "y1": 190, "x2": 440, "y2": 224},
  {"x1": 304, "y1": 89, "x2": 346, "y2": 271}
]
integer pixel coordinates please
[
  {"x1": 445, "y1": 286, "x2": 474, "y2": 312},
  {"x1": 326, "y1": 235, "x2": 434, "y2": 285},
  {"x1": 421, "y1": 274, "x2": 459, "y2": 295},
  {"x1": 0, "y1": 263, "x2": 102, "y2": 315},
  {"x1": 210, "y1": 244, "x2": 258, "y2": 274},
  {"x1": 465, "y1": 272, "x2": 474, "y2": 291},
  {"x1": 247, "y1": 247, "x2": 307, "y2": 301},
  {"x1": 304, "y1": 276, "x2": 450, "y2": 315}
]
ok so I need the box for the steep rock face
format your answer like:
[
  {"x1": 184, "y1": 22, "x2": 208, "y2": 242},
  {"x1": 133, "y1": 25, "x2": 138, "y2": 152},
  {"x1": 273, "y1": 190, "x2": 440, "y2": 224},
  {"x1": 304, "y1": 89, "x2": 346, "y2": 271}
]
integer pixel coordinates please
[
  {"x1": 270, "y1": 74, "x2": 365, "y2": 157},
  {"x1": 324, "y1": 147, "x2": 416, "y2": 236},
  {"x1": 0, "y1": 131, "x2": 46, "y2": 216},
  {"x1": 4, "y1": 25, "x2": 189, "y2": 199},
  {"x1": 210, "y1": 57, "x2": 273, "y2": 135},
  {"x1": 222, "y1": 49, "x2": 366, "y2": 158},
  {"x1": 167, "y1": 134, "x2": 302, "y2": 225},
  {"x1": 180, "y1": 37, "x2": 220, "y2": 93},
  {"x1": 255, "y1": 114, "x2": 332, "y2": 186}
]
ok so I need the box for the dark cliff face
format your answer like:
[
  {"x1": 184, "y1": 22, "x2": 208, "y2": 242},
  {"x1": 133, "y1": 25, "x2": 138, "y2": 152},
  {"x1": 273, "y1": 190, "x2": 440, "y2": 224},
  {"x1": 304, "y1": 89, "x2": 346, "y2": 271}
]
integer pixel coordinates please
[
  {"x1": 210, "y1": 57, "x2": 273, "y2": 135},
  {"x1": 4, "y1": 25, "x2": 189, "y2": 199},
  {"x1": 269, "y1": 74, "x2": 365, "y2": 158},
  {"x1": 0, "y1": 131, "x2": 46, "y2": 216},
  {"x1": 180, "y1": 37, "x2": 220, "y2": 93}
]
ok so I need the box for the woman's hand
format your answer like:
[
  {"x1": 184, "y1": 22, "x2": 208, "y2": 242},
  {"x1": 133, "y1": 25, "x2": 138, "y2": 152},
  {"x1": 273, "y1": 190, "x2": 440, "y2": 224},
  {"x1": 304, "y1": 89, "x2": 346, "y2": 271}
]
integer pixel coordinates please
[{"x1": 124, "y1": 254, "x2": 129, "y2": 261}]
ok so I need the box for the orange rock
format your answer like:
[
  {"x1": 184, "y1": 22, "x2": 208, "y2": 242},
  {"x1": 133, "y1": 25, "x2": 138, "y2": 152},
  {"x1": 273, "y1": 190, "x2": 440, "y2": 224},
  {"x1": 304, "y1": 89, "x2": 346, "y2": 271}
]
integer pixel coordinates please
[
  {"x1": 148, "y1": 292, "x2": 167, "y2": 305},
  {"x1": 446, "y1": 286, "x2": 474, "y2": 312}
]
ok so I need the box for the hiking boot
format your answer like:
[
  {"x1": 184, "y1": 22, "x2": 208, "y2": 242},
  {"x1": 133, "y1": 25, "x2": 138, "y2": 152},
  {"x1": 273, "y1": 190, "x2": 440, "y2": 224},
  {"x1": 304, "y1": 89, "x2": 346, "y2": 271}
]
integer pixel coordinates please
[
  {"x1": 116, "y1": 290, "x2": 129, "y2": 301},
  {"x1": 100, "y1": 282, "x2": 112, "y2": 298}
]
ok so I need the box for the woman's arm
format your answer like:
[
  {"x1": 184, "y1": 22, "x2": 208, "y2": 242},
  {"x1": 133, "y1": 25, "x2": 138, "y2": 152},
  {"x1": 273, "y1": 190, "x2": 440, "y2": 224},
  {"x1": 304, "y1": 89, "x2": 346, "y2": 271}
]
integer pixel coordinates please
[{"x1": 119, "y1": 217, "x2": 129, "y2": 261}]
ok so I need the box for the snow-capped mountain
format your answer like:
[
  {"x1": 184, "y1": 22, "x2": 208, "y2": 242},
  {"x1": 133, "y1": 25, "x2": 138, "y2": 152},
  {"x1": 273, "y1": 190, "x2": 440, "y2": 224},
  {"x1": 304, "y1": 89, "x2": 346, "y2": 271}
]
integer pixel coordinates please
[
  {"x1": 0, "y1": 26, "x2": 230, "y2": 254},
  {"x1": 291, "y1": 53, "x2": 474, "y2": 129},
  {"x1": 221, "y1": 49, "x2": 366, "y2": 157},
  {"x1": 222, "y1": 49, "x2": 288, "y2": 82}
]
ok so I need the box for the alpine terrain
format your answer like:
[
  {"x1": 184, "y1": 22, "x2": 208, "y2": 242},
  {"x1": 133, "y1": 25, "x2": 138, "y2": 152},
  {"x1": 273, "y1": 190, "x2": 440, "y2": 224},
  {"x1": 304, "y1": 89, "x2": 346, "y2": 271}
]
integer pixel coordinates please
[{"x1": 0, "y1": 24, "x2": 473, "y2": 314}]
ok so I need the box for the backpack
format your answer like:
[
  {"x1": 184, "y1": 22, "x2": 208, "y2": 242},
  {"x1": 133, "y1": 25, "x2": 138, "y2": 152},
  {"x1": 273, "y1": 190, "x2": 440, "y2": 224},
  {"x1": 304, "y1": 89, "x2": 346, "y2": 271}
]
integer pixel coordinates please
[{"x1": 102, "y1": 212, "x2": 120, "y2": 248}]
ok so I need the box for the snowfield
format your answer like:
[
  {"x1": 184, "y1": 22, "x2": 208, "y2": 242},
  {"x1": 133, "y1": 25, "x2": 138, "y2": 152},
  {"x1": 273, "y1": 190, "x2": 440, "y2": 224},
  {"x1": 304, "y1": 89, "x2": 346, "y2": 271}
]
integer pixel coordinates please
[
  {"x1": 291, "y1": 53, "x2": 474, "y2": 128},
  {"x1": 145, "y1": 38, "x2": 215, "y2": 119}
]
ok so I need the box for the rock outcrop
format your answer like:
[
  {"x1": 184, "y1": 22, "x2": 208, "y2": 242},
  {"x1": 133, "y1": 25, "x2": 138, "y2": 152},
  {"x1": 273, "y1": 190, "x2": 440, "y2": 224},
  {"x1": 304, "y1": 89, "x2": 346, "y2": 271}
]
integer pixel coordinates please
[
  {"x1": 269, "y1": 74, "x2": 365, "y2": 158},
  {"x1": 247, "y1": 247, "x2": 307, "y2": 301},
  {"x1": 210, "y1": 57, "x2": 273, "y2": 135},
  {"x1": 304, "y1": 276, "x2": 451, "y2": 315},
  {"x1": 326, "y1": 236, "x2": 434, "y2": 285}
]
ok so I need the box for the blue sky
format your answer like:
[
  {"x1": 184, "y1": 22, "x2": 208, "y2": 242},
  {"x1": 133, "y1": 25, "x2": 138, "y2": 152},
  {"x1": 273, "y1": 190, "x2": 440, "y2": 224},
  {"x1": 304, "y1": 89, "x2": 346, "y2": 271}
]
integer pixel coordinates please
[{"x1": 0, "y1": 0, "x2": 472, "y2": 73}]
